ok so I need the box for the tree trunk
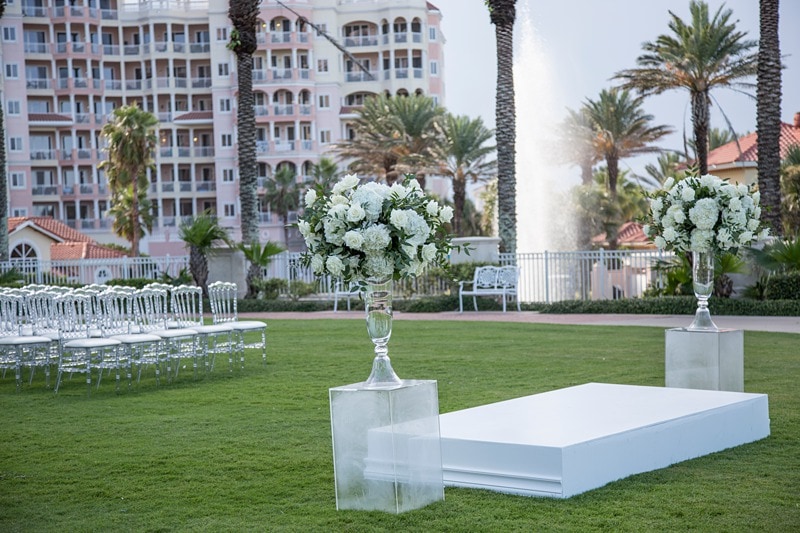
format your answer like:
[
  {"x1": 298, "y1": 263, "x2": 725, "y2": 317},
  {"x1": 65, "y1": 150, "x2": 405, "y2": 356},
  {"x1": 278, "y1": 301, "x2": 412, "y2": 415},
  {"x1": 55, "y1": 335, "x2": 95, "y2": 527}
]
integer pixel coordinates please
[
  {"x1": 494, "y1": 14, "x2": 517, "y2": 255},
  {"x1": 452, "y1": 172, "x2": 466, "y2": 237},
  {"x1": 0, "y1": 104, "x2": 8, "y2": 261},
  {"x1": 757, "y1": 0, "x2": 783, "y2": 236},
  {"x1": 237, "y1": 49, "x2": 259, "y2": 245},
  {"x1": 691, "y1": 89, "x2": 711, "y2": 176},
  {"x1": 246, "y1": 262, "x2": 261, "y2": 299},
  {"x1": 131, "y1": 176, "x2": 140, "y2": 257},
  {"x1": 607, "y1": 153, "x2": 620, "y2": 201},
  {"x1": 190, "y1": 245, "x2": 209, "y2": 296}
]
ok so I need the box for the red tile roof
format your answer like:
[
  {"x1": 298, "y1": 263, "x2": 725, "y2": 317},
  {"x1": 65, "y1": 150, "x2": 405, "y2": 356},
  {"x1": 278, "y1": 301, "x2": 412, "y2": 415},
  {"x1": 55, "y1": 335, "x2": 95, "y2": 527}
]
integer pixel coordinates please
[
  {"x1": 51, "y1": 242, "x2": 128, "y2": 260},
  {"x1": 8, "y1": 217, "x2": 95, "y2": 243},
  {"x1": 173, "y1": 111, "x2": 214, "y2": 121},
  {"x1": 592, "y1": 221, "x2": 654, "y2": 249},
  {"x1": 707, "y1": 121, "x2": 800, "y2": 167}
]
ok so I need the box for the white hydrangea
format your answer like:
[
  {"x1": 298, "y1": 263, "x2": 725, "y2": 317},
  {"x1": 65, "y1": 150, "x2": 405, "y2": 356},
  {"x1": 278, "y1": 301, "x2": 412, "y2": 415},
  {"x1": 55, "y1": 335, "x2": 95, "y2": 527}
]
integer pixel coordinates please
[
  {"x1": 326, "y1": 256, "x2": 344, "y2": 276},
  {"x1": 346, "y1": 203, "x2": 366, "y2": 223},
  {"x1": 426, "y1": 200, "x2": 439, "y2": 217},
  {"x1": 663, "y1": 227, "x2": 678, "y2": 242},
  {"x1": 439, "y1": 205, "x2": 454, "y2": 223},
  {"x1": 688, "y1": 198, "x2": 719, "y2": 230},
  {"x1": 389, "y1": 209, "x2": 410, "y2": 230},
  {"x1": 421, "y1": 243, "x2": 437, "y2": 263},
  {"x1": 362, "y1": 224, "x2": 391, "y2": 253},
  {"x1": 310, "y1": 254, "x2": 325, "y2": 274},
  {"x1": 304, "y1": 189, "x2": 317, "y2": 208},
  {"x1": 680, "y1": 187, "x2": 695, "y2": 202},
  {"x1": 332, "y1": 173, "x2": 359, "y2": 194},
  {"x1": 364, "y1": 254, "x2": 394, "y2": 280},
  {"x1": 343, "y1": 230, "x2": 364, "y2": 250}
]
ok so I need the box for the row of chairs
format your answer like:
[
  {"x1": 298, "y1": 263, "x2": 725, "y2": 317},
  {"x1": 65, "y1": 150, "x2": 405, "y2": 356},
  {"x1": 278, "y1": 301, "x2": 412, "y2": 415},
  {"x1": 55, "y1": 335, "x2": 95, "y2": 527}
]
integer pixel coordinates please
[{"x1": 0, "y1": 281, "x2": 266, "y2": 394}]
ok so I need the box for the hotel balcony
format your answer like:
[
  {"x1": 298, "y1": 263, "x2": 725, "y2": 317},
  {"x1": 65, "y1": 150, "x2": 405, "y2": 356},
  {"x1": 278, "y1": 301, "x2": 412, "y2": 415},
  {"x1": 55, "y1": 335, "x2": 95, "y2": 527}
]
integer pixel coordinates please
[
  {"x1": 346, "y1": 70, "x2": 378, "y2": 82},
  {"x1": 344, "y1": 35, "x2": 379, "y2": 47}
]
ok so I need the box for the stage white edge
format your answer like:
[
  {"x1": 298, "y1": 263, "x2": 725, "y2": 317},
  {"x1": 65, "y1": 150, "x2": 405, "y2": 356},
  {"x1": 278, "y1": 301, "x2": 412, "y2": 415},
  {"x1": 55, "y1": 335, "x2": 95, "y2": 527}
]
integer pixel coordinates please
[{"x1": 438, "y1": 383, "x2": 770, "y2": 498}]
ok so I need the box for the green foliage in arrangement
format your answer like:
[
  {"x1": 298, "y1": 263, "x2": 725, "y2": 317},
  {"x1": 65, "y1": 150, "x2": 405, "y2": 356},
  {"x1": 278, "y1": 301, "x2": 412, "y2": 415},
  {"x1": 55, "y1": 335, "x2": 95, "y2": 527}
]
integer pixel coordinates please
[
  {"x1": 1, "y1": 321, "x2": 798, "y2": 531},
  {"x1": 763, "y1": 272, "x2": 800, "y2": 301}
]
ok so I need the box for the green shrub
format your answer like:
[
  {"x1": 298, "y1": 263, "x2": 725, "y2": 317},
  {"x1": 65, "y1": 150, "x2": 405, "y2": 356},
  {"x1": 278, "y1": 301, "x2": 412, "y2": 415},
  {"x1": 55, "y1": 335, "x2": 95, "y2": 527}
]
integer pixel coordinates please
[
  {"x1": 106, "y1": 278, "x2": 154, "y2": 289},
  {"x1": 542, "y1": 296, "x2": 800, "y2": 316},
  {"x1": 288, "y1": 280, "x2": 317, "y2": 301},
  {"x1": 764, "y1": 272, "x2": 800, "y2": 300},
  {"x1": 253, "y1": 278, "x2": 287, "y2": 300}
]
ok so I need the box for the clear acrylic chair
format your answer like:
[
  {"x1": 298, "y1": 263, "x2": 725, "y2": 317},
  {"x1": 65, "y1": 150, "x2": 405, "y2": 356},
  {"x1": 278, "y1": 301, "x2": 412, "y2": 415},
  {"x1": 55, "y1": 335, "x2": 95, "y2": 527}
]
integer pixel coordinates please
[
  {"x1": 208, "y1": 281, "x2": 267, "y2": 366},
  {"x1": 53, "y1": 292, "x2": 123, "y2": 394},
  {"x1": 170, "y1": 284, "x2": 236, "y2": 372},
  {"x1": 133, "y1": 287, "x2": 200, "y2": 382},
  {"x1": 21, "y1": 288, "x2": 63, "y2": 385},
  {"x1": 98, "y1": 287, "x2": 164, "y2": 387},
  {"x1": 0, "y1": 292, "x2": 54, "y2": 390}
]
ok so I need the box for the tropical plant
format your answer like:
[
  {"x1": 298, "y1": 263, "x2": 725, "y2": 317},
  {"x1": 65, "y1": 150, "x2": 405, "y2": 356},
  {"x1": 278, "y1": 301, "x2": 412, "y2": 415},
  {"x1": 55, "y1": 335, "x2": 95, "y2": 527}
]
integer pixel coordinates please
[
  {"x1": 263, "y1": 165, "x2": 301, "y2": 246},
  {"x1": 99, "y1": 104, "x2": 158, "y2": 256},
  {"x1": 614, "y1": 0, "x2": 758, "y2": 176},
  {"x1": 310, "y1": 157, "x2": 340, "y2": 196},
  {"x1": 106, "y1": 186, "x2": 154, "y2": 252},
  {"x1": 647, "y1": 252, "x2": 746, "y2": 298},
  {"x1": 333, "y1": 94, "x2": 444, "y2": 186},
  {"x1": 748, "y1": 237, "x2": 800, "y2": 274},
  {"x1": 178, "y1": 212, "x2": 232, "y2": 295},
  {"x1": 486, "y1": 0, "x2": 517, "y2": 254},
  {"x1": 479, "y1": 178, "x2": 498, "y2": 237},
  {"x1": 643, "y1": 151, "x2": 685, "y2": 188},
  {"x1": 756, "y1": 0, "x2": 783, "y2": 237},
  {"x1": 238, "y1": 240, "x2": 285, "y2": 299},
  {"x1": 228, "y1": 0, "x2": 261, "y2": 291},
  {"x1": 582, "y1": 88, "x2": 672, "y2": 200},
  {"x1": 780, "y1": 144, "x2": 800, "y2": 235},
  {"x1": 434, "y1": 114, "x2": 496, "y2": 236}
]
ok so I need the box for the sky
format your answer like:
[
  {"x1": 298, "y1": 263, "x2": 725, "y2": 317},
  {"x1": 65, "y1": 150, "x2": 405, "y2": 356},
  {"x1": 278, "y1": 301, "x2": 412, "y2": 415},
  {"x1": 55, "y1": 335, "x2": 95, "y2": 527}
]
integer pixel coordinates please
[
  {"x1": 434, "y1": 0, "x2": 800, "y2": 180},
  {"x1": 431, "y1": 0, "x2": 800, "y2": 252}
]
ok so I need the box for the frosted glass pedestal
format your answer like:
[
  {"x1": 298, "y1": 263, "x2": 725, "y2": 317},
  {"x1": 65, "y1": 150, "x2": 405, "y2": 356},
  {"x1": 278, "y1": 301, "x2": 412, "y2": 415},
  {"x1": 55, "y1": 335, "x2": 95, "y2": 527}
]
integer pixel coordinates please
[
  {"x1": 665, "y1": 328, "x2": 744, "y2": 392},
  {"x1": 329, "y1": 379, "x2": 444, "y2": 513}
]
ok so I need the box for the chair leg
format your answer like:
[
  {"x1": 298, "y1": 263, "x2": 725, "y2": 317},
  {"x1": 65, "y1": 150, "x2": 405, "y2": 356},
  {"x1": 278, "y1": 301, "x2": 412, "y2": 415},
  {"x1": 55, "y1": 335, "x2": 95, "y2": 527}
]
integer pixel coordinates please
[{"x1": 473, "y1": 296, "x2": 478, "y2": 312}]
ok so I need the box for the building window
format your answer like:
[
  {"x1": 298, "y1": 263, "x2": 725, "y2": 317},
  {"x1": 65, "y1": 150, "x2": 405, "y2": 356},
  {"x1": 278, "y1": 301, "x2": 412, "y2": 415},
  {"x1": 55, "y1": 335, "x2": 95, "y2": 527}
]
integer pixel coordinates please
[
  {"x1": 216, "y1": 27, "x2": 228, "y2": 41},
  {"x1": 317, "y1": 59, "x2": 328, "y2": 73},
  {"x1": 221, "y1": 133, "x2": 233, "y2": 147},
  {"x1": 12, "y1": 208, "x2": 27, "y2": 217},
  {"x1": 5, "y1": 63, "x2": 19, "y2": 78},
  {"x1": 429, "y1": 27, "x2": 437, "y2": 41},
  {"x1": 7, "y1": 100, "x2": 21, "y2": 115},
  {"x1": 11, "y1": 243, "x2": 37, "y2": 260},
  {"x1": 224, "y1": 203, "x2": 235, "y2": 217},
  {"x1": 315, "y1": 23, "x2": 327, "y2": 37},
  {"x1": 10, "y1": 172, "x2": 25, "y2": 188},
  {"x1": 9, "y1": 137, "x2": 23, "y2": 152},
  {"x1": 219, "y1": 98, "x2": 231, "y2": 112},
  {"x1": 223, "y1": 168, "x2": 235, "y2": 182},
  {"x1": 318, "y1": 94, "x2": 330, "y2": 108},
  {"x1": 218, "y1": 62, "x2": 229, "y2": 76},
  {"x1": 2, "y1": 27, "x2": 16, "y2": 42},
  {"x1": 430, "y1": 61, "x2": 438, "y2": 76},
  {"x1": 320, "y1": 130, "x2": 331, "y2": 144}
]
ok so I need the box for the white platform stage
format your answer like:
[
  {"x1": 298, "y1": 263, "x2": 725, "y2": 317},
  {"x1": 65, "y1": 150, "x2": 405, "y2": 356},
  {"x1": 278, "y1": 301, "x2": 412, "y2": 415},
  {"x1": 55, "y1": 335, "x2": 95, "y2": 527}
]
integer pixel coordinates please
[{"x1": 439, "y1": 383, "x2": 770, "y2": 498}]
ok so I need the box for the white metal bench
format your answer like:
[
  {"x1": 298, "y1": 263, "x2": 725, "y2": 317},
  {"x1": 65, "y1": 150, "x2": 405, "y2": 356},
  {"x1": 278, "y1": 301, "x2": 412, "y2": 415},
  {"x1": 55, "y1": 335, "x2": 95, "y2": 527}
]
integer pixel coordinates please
[
  {"x1": 332, "y1": 279, "x2": 358, "y2": 312},
  {"x1": 458, "y1": 265, "x2": 521, "y2": 313}
]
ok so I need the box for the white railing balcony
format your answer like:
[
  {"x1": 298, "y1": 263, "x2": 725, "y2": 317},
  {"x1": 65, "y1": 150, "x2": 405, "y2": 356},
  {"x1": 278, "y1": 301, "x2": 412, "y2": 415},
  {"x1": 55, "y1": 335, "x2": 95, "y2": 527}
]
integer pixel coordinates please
[
  {"x1": 62, "y1": 185, "x2": 75, "y2": 195},
  {"x1": 412, "y1": 32, "x2": 422, "y2": 43},
  {"x1": 344, "y1": 35, "x2": 378, "y2": 47},
  {"x1": 27, "y1": 78, "x2": 51, "y2": 89},
  {"x1": 271, "y1": 33, "x2": 291, "y2": 43},
  {"x1": 256, "y1": 141, "x2": 269, "y2": 153},
  {"x1": 177, "y1": 148, "x2": 191, "y2": 158},
  {"x1": 60, "y1": 150, "x2": 73, "y2": 160},
  {"x1": 105, "y1": 79, "x2": 122, "y2": 90},
  {"x1": 126, "y1": 80, "x2": 143, "y2": 90},
  {"x1": 80, "y1": 184, "x2": 94, "y2": 194},
  {"x1": 154, "y1": 41, "x2": 168, "y2": 52},
  {"x1": 32, "y1": 185, "x2": 58, "y2": 195},
  {"x1": 160, "y1": 216, "x2": 177, "y2": 227},
  {"x1": 179, "y1": 182, "x2": 192, "y2": 192},
  {"x1": 75, "y1": 113, "x2": 91, "y2": 124},
  {"x1": 23, "y1": 5, "x2": 48, "y2": 16},
  {"x1": 253, "y1": 69, "x2": 268, "y2": 82},
  {"x1": 70, "y1": 6, "x2": 83, "y2": 16},
  {"x1": 156, "y1": 78, "x2": 170, "y2": 88},
  {"x1": 258, "y1": 212, "x2": 272, "y2": 223},
  {"x1": 161, "y1": 182, "x2": 175, "y2": 192},
  {"x1": 274, "y1": 141, "x2": 295, "y2": 152},
  {"x1": 191, "y1": 78, "x2": 212, "y2": 88},
  {"x1": 160, "y1": 147, "x2": 174, "y2": 157},
  {"x1": 298, "y1": 105, "x2": 312, "y2": 115},
  {"x1": 196, "y1": 181, "x2": 216, "y2": 192},
  {"x1": 273, "y1": 104, "x2": 294, "y2": 115},
  {"x1": 190, "y1": 42, "x2": 210, "y2": 53},
  {"x1": 58, "y1": 78, "x2": 69, "y2": 89},
  {"x1": 193, "y1": 147, "x2": 214, "y2": 157},
  {"x1": 346, "y1": 70, "x2": 377, "y2": 82},
  {"x1": 73, "y1": 77, "x2": 88, "y2": 88},
  {"x1": 101, "y1": 9, "x2": 118, "y2": 20},
  {"x1": 395, "y1": 68, "x2": 409, "y2": 79},
  {"x1": 413, "y1": 68, "x2": 423, "y2": 79},
  {"x1": 158, "y1": 112, "x2": 172, "y2": 122},
  {"x1": 298, "y1": 33, "x2": 309, "y2": 43},
  {"x1": 24, "y1": 43, "x2": 48, "y2": 54},
  {"x1": 394, "y1": 33, "x2": 408, "y2": 43},
  {"x1": 272, "y1": 68, "x2": 292, "y2": 80},
  {"x1": 254, "y1": 105, "x2": 269, "y2": 116},
  {"x1": 298, "y1": 68, "x2": 311, "y2": 79},
  {"x1": 173, "y1": 43, "x2": 186, "y2": 53},
  {"x1": 257, "y1": 177, "x2": 267, "y2": 189},
  {"x1": 300, "y1": 140, "x2": 313, "y2": 151},
  {"x1": 103, "y1": 44, "x2": 120, "y2": 55},
  {"x1": 72, "y1": 42, "x2": 85, "y2": 53},
  {"x1": 256, "y1": 34, "x2": 267, "y2": 44},
  {"x1": 174, "y1": 78, "x2": 188, "y2": 88},
  {"x1": 31, "y1": 150, "x2": 56, "y2": 160},
  {"x1": 124, "y1": 45, "x2": 140, "y2": 55},
  {"x1": 77, "y1": 149, "x2": 92, "y2": 159}
]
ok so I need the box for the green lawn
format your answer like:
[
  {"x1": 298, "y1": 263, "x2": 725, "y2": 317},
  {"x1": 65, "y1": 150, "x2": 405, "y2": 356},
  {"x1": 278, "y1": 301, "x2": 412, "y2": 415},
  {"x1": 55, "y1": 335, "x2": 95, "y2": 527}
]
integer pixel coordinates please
[{"x1": 1, "y1": 320, "x2": 798, "y2": 532}]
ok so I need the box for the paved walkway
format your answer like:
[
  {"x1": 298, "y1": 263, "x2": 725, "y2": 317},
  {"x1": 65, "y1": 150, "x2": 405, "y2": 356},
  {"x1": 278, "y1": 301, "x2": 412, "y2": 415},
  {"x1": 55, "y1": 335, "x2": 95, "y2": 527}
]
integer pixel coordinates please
[{"x1": 239, "y1": 310, "x2": 800, "y2": 334}]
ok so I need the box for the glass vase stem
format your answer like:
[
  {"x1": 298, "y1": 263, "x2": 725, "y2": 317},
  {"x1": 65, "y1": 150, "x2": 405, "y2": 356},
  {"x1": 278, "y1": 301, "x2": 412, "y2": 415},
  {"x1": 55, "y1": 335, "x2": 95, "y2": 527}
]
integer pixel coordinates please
[
  {"x1": 364, "y1": 279, "x2": 401, "y2": 388},
  {"x1": 687, "y1": 250, "x2": 719, "y2": 331}
]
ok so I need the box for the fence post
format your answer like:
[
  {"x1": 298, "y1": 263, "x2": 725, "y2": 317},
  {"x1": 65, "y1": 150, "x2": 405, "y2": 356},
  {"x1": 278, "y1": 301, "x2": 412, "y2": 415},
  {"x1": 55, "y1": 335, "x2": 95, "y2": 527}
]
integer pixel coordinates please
[{"x1": 544, "y1": 250, "x2": 550, "y2": 304}]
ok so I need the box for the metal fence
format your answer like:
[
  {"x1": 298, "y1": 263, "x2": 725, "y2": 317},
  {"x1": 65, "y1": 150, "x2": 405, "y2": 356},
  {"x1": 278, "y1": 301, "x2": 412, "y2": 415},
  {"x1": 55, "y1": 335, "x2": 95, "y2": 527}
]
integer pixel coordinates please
[{"x1": 1, "y1": 250, "x2": 675, "y2": 303}]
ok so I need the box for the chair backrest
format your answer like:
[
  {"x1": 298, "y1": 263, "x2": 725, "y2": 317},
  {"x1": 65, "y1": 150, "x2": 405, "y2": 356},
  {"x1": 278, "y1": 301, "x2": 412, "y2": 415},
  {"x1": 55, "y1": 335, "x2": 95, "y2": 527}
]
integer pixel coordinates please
[
  {"x1": 54, "y1": 293, "x2": 93, "y2": 342},
  {"x1": 208, "y1": 281, "x2": 237, "y2": 325},
  {"x1": 497, "y1": 266, "x2": 519, "y2": 288},
  {"x1": 474, "y1": 266, "x2": 500, "y2": 288},
  {"x1": 98, "y1": 288, "x2": 137, "y2": 336},
  {"x1": 0, "y1": 293, "x2": 26, "y2": 337},
  {"x1": 170, "y1": 285, "x2": 204, "y2": 328},
  {"x1": 133, "y1": 287, "x2": 170, "y2": 332},
  {"x1": 25, "y1": 290, "x2": 61, "y2": 336}
]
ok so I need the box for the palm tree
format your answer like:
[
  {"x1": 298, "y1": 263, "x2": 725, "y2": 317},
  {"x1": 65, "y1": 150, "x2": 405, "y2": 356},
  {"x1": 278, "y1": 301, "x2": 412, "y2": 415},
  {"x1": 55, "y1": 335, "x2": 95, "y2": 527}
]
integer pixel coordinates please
[
  {"x1": 99, "y1": 103, "x2": 158, "y2": 257},
  {"x1": 310, "y1": 157, "x2": 339, "y2": 196},
  {"x1": 757, "y1": 0, "x2": 783, "y2": 237},
  {"x1": 237, "y1": 240, "x2": 284, "y2": 299},
  {"x1": 582, "y1": 88, "x2": 672, "y2": 200},
  {"x1": 107, "y1": 187, "x2": 154, "y2": 252},
  {"x1": 643, "y1": 151, "x2": 685, "y2": 187},
  {"x1": 614, "y1": 0, "x2": 758, "y2": 176},
  {"x1": 178, "y1": 212, "x2": 232, "y2": 296},
  {"x1": 487, "y1": 0, "x2": 517, "y2": 254},
  {"x1": 333, "y1": 94, "x2": 443, "y2": 186},
  {"x1": 264, "y1": 165, "x2": 300, "y2": 246},
  {"x1": 228, "y1": 0, "x2": 261, "y2": 289},
  {"x1": 435, "y1": 114, "x2": 496, "y2": 236}
]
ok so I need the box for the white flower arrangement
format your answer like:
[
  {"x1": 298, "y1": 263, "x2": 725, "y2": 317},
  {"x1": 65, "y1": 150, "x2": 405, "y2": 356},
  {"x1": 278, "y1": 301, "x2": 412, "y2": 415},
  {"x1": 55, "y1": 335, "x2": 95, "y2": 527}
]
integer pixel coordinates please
[
  {"x1": 643, "y1": 173, "x2": 769, "y2": 254},
  {"x1": 297, "y1": 174, "x2": 457, "y2": 282}
]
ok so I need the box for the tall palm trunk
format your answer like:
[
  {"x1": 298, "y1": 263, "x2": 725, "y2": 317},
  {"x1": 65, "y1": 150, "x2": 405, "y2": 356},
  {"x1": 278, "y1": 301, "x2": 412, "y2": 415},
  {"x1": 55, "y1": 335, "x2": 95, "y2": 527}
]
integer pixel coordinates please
[
  {"x1": 452, "y1": 170, "x2": 467, "y2": 237},
  {"x1": 130, "y1": 179, "x2": 140, "y2": 256},
  {"x1": 190, "y1": 246, "x2": 209, "y2": 295},
  {"x1": 489, "y1": 0, "x2": 517, "y2": 255},
  {"x1": 757, "y1": 0, "x2": 783, "y2": 236},
  {"x1": 691, "y1": 89, "x2": 711, "y2": 176},
  {"x1": 0, "y1": 99, "x2": 8, "y2": 261}
]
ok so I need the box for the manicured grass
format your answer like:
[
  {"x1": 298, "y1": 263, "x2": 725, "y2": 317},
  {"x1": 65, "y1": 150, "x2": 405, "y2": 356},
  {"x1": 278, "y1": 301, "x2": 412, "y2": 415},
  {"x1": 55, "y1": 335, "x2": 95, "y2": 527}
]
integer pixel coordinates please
[{"x1": 1, "y1": 320, "x2": 798, "y2": 532}]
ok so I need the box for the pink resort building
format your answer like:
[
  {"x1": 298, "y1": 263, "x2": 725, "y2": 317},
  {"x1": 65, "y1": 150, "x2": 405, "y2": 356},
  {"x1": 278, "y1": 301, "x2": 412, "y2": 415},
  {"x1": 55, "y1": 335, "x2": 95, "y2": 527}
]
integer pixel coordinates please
[{"x1": 0, "y1": 0, "x2": 446, "y2": 257}]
